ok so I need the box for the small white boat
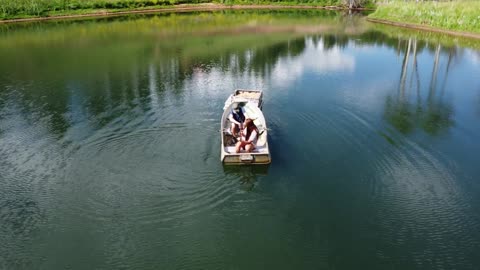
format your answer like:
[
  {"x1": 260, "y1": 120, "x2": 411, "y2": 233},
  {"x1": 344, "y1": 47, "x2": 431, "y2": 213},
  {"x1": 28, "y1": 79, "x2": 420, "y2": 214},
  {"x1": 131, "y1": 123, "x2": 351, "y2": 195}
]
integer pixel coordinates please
[{"x1": 221, "y1": 89, "x2": 271, "y2": 165}]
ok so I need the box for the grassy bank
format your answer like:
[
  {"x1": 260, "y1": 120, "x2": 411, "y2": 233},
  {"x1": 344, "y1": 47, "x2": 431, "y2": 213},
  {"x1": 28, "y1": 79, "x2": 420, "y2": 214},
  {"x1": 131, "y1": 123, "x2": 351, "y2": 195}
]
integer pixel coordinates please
[
  {"x1": 0, "y1": 0, "x2": 205, "y2": 19},
  {"x1": 214, "y1": 0, "x2": 372, "y2": 7},
  {"x1": 369, "y1": 0, "x2": 480, "y2": 34},
  {"x1": 0, "y1": 0, "x2": 373, "y2": 20}
]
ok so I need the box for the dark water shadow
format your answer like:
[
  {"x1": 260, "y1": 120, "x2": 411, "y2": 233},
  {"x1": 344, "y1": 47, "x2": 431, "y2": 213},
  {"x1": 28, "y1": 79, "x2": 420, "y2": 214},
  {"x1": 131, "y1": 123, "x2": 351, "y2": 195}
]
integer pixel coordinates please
[{"x1": 223, "y1": 165, "x2": 270, "y2": 191}]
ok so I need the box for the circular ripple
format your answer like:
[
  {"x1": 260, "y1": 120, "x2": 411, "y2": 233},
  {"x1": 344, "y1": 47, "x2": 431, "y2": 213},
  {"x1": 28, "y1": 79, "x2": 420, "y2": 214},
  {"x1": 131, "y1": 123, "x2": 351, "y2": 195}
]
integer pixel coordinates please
[
  {"x1": 64, "y1": 124, "x2": 237, "y2": 226},
  {"x1": 284, "y1": 100, "x2": 479, "y2": 268},
  {"x1": 328, "y1": 106, "x2": 480, "y2": 268}
]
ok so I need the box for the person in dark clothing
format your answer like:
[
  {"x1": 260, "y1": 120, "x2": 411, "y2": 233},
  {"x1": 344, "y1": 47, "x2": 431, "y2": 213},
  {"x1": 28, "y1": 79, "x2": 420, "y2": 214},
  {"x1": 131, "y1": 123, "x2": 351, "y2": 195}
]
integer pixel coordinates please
[{"x1": 228, "y1": 103, "x2": 245, "y2": 137}]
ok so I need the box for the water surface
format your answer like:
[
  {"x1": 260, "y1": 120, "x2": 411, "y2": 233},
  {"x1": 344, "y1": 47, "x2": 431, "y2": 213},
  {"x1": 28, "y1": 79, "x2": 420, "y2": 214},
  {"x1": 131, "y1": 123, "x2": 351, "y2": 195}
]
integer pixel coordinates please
[{"x1": 1, "y1": 10, "x2": 480, "y2": 269}]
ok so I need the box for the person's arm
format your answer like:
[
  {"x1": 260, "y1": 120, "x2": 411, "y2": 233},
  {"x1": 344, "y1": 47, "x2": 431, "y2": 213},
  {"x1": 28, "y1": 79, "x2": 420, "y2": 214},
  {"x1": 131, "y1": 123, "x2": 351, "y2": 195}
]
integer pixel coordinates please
[{"x1": 228, "y1": 114, "x2": 240, "y2": 126}]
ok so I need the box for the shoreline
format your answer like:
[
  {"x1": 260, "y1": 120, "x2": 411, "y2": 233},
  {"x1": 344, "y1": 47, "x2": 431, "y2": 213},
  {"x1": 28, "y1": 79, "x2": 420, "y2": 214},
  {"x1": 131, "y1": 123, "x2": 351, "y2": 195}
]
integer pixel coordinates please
[
  {"x1": 367, "y1": 18, "x2": 480, "y2": 40},
  {"x1": 0, "y1": 3, "x2": 363, "y2": 25},
  {"x1": 1, "y1": 3, "x2": 479, "y2": 41}
]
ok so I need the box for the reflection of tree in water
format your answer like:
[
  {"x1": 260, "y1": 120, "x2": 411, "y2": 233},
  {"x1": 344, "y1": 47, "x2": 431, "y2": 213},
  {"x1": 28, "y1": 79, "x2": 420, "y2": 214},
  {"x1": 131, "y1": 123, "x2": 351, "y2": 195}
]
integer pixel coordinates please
[
  {"x1": 247, "y1": 37, "x2": 306, "y2": 76},
  {"x1": 421, "y1": 45, "x2": 455, "y2": 135},
  {"x1": 1, "y1": 25, "x2": 464, "y2": 140},
  {"x1": 385, "y1": 97, "x2": 415, "y2": 134},
  {"x1": 322, "y1": 34, "x2": 349, "y2": 51},
  {"x1": 384, "y1": 38, "x2": 456, "y2": 136},
  {"x1": 385, "y1": 38, "x2": 416, "y2": 135}
]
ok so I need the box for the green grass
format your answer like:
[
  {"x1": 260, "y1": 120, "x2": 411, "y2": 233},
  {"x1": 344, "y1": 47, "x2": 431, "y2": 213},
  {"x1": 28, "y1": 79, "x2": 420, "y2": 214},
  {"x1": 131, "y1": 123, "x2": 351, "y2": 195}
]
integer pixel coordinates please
[
  {"x1": 369, "y1": 22, "x2": 480, "y2": 50},
  {"x1": 213, "y1": 0, "x2": 373, "y2": 8},
  {"x1": 0, "y1": 0, "x2": 208, "y2": 19},
  {"x1": 0, "y1": 0, "x2": 374, "y2": 20},
  {"x1": 215, "y1": 0, "x2": 339, "y2": 5},
  {"x1": 369, "y1": 0, "x2": 480, "y2": 34}
]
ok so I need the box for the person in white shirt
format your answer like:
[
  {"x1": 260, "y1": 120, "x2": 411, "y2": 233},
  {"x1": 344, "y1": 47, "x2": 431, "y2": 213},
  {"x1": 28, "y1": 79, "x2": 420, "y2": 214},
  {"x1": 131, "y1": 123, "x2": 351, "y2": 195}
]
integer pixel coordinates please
[{"x1": 235, "y1": 118, "x2": 258, "y2": 153}]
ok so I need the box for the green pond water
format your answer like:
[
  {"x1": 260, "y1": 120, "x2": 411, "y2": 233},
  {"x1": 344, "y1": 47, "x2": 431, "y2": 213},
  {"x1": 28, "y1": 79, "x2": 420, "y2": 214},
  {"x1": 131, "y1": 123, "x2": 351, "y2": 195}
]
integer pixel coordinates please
[{"x1": 1, "y1": 10, "x2": 480, "y2": 269}]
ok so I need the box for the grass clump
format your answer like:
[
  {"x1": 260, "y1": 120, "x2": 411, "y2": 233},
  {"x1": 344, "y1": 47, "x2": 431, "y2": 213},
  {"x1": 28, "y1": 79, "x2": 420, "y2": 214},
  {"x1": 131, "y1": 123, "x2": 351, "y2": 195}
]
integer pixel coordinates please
[{"x1": 369, "y1": 0, "x2": 480, "y2": 34}]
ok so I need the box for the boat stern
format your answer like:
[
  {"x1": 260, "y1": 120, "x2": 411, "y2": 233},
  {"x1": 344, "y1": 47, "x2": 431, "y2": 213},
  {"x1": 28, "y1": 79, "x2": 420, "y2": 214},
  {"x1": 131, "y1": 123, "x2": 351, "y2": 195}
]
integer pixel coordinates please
[{"x1": 221, "y1": 152, "x2": 271, "y2": 165}]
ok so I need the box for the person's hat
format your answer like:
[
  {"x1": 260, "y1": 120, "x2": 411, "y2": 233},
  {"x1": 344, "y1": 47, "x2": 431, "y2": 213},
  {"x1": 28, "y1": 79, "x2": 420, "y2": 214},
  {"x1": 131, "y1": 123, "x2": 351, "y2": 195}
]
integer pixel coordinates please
[{"x1": 232, "y1": 103, "x2": 240, "y2": 111}]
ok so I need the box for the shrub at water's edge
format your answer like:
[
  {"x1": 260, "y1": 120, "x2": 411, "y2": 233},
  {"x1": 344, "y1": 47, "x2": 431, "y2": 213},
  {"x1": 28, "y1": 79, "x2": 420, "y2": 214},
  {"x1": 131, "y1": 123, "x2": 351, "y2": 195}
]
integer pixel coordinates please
[
  {"x1": 369, "y1": 0, "x2": 480, "y2": 34},
  {"x1": 0, "y1": 0, "x2": 374, "y2": 20}
]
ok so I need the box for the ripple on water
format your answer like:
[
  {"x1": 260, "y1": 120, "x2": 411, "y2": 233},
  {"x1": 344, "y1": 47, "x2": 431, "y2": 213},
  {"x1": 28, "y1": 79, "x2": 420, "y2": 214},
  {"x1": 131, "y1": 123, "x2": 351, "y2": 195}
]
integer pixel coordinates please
[
  {"x1": 372, "y1": 138, "x2": 479, "y2": 255},
  {"x1": 64, "y1": 124, "x2": 237, "y2": 226},
  {"x1": 330, "y1": 110, "x2": 480, "y2": 268},
  {"x1": 289, "y1": 105, "x2": 380, "y2": 166},
  {"x1": 0, "y1": 90, "x2": 65, "y2": 233},
  {"x1": 290, "y1": 102, "x2": 479, "y2": 267}
]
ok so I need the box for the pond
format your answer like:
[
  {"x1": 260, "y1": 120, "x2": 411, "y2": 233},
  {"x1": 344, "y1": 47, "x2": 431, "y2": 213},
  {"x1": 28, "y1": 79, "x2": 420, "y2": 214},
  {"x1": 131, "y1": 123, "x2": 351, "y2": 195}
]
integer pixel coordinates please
[{"x1": 1, "y1": 10, "x2": 479, "y2": 269}]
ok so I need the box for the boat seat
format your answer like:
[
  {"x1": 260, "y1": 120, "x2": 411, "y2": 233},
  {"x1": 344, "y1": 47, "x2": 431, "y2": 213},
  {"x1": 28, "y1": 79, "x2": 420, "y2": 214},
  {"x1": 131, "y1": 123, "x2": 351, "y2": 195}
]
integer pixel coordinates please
[
  {"x1": 224, "y1": 127, "x2": 266, "y2": 146},
  {"x1": 224, "y1": 146, "x2": 268, "y2": 154}
]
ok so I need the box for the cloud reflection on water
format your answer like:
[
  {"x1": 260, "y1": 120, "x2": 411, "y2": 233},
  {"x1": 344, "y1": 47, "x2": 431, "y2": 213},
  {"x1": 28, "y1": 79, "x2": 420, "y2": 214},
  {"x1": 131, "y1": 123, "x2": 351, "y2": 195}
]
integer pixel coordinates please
[{"x1": 270, "y1": 38, "x2": 355, "y2": 89}]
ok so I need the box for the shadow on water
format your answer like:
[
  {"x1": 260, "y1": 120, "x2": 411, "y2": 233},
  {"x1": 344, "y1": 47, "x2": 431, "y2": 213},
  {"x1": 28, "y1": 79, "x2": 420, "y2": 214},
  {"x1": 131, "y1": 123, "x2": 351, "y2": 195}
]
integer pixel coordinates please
[{"x1": 223, "y1": 165, "x2": 270, "y2": 191}]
